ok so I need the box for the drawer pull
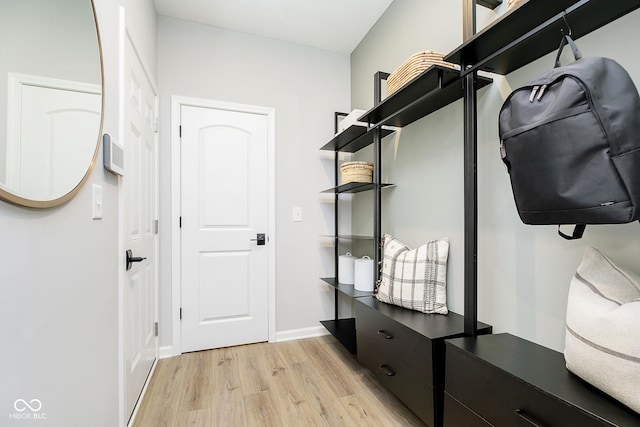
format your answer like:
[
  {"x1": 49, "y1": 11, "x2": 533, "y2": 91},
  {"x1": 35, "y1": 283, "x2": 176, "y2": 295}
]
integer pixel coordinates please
[
  {"x1": 377, "y1": 330, "x2": 393, "y2": 339},
  {"x1": 379, "y1": 364, "x2": 395, "y2": 377},
  {"x1": 515, "y1": 409, "x2": 544, "y2": 427}
]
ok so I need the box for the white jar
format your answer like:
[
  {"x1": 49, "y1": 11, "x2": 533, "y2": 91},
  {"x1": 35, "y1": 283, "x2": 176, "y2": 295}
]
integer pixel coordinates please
[
  {"x1": 338, "y1": 252, "x2": 355, "y2": 284},
  {"x1": 354, "y1": 256, "x2": 374, "y2": 292}
]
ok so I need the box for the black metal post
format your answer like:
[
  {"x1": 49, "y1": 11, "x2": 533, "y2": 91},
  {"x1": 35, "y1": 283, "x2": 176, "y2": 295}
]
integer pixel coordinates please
[
  {"x1": 463, "y1": 0, "x2": 479, "y2": 336},
  {"x1": 373, "y1": 73, "x2": 387, "y2": 282},
  {"x1": 333, "y1": 112, "x2": 343, "y2": 321}
]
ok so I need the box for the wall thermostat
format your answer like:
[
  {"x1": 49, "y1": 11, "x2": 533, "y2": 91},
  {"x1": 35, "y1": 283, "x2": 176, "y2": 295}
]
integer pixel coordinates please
[{"x1": 103, "y1": 134, "x2": 124, "y2": 176}]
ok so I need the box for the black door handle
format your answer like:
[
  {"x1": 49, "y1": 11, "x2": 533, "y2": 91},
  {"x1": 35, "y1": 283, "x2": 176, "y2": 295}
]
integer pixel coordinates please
[
  {"x1": 250, "y1": 233, "x2": 266, "y2": 245},
  {"x1": 126, "y1": 249, "x2": 147, "y2": 271}
]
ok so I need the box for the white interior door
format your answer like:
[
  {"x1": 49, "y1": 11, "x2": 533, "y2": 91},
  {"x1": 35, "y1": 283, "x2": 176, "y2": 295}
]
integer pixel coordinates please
[
  {"x1": 7, "y1": 76, "x2": 100, "y2": 198},
  {"x1": 181, "y1": 104, "x2": 269, "y2": 353},
  {"x1": 123, "y1": 34, "x2": 158, "y2": 422}
]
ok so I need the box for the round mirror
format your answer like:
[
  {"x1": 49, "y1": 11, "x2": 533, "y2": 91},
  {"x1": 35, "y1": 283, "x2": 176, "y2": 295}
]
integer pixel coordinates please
[{"x1": 0, "y1": 0, "x2": 103, "y2": 208}]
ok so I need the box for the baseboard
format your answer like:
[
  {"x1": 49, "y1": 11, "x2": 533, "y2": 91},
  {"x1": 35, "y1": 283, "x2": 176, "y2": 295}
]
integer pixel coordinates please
[
  {"x1": 275, "y1": 325, "x2": 329, "y2": 343},
  {"x1": 159, "y1": 345, "x2": 174, "y2": 359}
]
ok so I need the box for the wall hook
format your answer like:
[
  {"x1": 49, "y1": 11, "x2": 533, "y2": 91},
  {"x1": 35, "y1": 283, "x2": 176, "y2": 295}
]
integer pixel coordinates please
[{"x1": 561, "y1": 12, "x2": 573, "y2": 37}]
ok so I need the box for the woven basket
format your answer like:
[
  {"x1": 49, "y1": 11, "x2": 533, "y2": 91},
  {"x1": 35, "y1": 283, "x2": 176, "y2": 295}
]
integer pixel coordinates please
[
  {"x1": 387, "y1": 50, "x2": 458, "y2": 96},
  {"x1": 341, "y1": 161, "x2": 373, "y2": 184},
  {"x1": 507, "y1": 0, "x2": 524, "y2": 10}
]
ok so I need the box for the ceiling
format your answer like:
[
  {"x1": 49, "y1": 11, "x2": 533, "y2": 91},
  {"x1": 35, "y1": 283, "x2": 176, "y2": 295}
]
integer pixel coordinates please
[{"x1": 153, "y1": 0, "x2": 394, "y2": 54}]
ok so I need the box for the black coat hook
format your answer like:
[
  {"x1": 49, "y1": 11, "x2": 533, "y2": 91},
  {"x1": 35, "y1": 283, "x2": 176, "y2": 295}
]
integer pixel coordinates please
[{"x1": 561, "y1": 11, "x2": 572, "y2": 37}]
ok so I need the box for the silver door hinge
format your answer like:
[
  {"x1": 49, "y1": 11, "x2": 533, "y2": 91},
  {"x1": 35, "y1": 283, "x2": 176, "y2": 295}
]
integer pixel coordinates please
[
  {"x1": 179, "y1": 216, "x2": 182, "y2": 228},
  {"x1": 179, "y1": 307, "x2": 182, "y2": 320},
  {"x1": 154, "y1": 322, "x2": 159, "y2": 337},
  {"x1": 179, "y1": 125, "x2": 182, "y2": 138},
  {"x1": 154, "y1": 219, "x2": 159, "y2": 234}
]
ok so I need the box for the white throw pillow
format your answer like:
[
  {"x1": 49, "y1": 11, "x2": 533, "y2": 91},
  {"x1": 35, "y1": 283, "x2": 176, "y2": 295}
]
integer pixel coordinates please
[
  {"x1": 375, "y1": 234, "x2": 449, "y2": 315},
  {"x1": 565, "y1": 247, "x2": 640, "y2": 414}
]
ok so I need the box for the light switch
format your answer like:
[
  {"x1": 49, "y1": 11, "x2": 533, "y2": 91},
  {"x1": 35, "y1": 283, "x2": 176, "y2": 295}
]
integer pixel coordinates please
[
  {"x1": 293, "y1": 206, "x2": 303, "y2": 222},
  {"x1": 92, "y1": 184, "x2": 103, "y2": 220}
]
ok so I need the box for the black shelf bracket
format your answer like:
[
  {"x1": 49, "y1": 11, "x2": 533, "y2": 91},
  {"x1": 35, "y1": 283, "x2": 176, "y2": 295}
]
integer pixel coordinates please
[{"x1": 374, "y1": 71, "x2": 390, "y2": 108}]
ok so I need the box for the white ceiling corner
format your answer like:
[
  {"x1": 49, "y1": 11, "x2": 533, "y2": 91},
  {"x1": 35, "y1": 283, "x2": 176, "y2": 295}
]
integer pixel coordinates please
[{"x1": 153, "y1": 0, "x2": 394, "y2": 54}]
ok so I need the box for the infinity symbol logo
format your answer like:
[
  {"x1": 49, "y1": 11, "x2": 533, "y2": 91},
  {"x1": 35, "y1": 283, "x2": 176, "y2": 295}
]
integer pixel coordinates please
[{"x1": 14, "y1": 399, "x2": 42, "y2": 412}]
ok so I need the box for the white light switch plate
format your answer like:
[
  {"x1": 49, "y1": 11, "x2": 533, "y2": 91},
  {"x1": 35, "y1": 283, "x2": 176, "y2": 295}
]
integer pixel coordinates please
[
  {"x1": 92, "y1": 184, "x2": 103, "y2": 219},
  {"x1": 293, "y1": 206, "x2": 302, "y2": 222}
]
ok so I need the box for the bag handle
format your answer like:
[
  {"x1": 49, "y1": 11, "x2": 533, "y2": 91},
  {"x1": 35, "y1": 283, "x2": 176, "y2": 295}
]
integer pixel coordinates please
[
  {"x1": 554, "y1": 35, "x2": 583, "y2": 68},
  {"x1": 558, "y1": 224, "x2": 586, "y2": 240}
]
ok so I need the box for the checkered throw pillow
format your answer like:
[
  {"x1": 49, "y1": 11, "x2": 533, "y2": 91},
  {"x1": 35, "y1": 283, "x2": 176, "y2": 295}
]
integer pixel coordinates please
[{"x1": 375, "y1": 234, "x2": 449, "y2": 315}]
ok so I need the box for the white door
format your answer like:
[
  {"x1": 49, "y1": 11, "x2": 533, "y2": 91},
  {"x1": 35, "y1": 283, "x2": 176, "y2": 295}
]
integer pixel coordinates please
[
  {"x1": 123, "y1": 34, "x2": 158, "y2": 422},
  {"x1": 7, "y1": 76, "x2": 100, "y2": 198},
  {"x1": 181, "y1": 105, "x2": 269, "y2": 353}
]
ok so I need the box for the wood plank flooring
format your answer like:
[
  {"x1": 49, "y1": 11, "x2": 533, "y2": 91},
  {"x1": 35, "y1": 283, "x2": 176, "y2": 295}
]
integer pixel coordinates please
[{"x1": 132, "y1": 335, "x2": 427, "y2": 427}]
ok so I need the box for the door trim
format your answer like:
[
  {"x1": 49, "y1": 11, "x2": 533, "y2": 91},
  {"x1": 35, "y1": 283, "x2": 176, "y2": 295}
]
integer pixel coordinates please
[{"x1": 170, "y1": 95, "x2": 276, "y2": 356}]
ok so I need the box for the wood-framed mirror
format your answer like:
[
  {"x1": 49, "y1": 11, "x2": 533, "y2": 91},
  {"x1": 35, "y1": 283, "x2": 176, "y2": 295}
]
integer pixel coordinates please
[{"x1": 0, "y1": 0, "x2": 104, "y2": 208}]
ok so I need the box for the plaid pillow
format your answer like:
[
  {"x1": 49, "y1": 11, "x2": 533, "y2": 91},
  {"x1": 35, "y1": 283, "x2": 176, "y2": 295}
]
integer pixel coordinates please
[{"x1": 375, "y1": 234, "x2": 449, "y2": 315}]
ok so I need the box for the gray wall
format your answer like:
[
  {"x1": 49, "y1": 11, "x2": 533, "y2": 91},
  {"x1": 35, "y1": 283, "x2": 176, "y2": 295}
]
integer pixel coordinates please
[
  {"x1": 351, "y1": 0, "x2": 640, "y2": 351},
  {"x1": 157, "y1": 16, "x2": 351, "y2": 348},
  {"x1": 0, "y1": 0, "x2": 156, "y2": 426}
]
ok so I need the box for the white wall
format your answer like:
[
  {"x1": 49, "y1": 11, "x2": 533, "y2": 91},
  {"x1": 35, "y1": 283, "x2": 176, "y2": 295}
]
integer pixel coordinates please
[
  {"x1": 156, "y1": 17, "x2": 350, "y2": 348},
  {"x1": 0, "y1": 0, "x2": 156, "y2": 426},
  {"x1": 351, "y1": 0, "x2": 640, "y2": 352}
]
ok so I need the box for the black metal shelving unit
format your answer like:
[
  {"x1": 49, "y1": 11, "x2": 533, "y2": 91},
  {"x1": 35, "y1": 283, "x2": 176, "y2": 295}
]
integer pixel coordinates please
[
  {"x1": 320, "y1": 0, "x2": 640, "y2": 423},
  {"x1": 319, "y1": 112, "x2": 395, "y2": 354},
  {"x1": 449, "y1": 0, "x2": 640, "y2": 336},
  {"x1": 359, "y1": 64, "x2": 493, "y2": 128},
  {"x1": 442, "y1": 1, "x2": 640, "y2": 425},
  {"x1": 446, "y1": 0, "x2": 640, "y2": 76}
]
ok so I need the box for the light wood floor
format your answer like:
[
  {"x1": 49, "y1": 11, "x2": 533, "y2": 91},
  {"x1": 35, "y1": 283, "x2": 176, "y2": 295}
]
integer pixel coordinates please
[{"x1": 132, "y1": 335, "x2": 427, "y2": 427}]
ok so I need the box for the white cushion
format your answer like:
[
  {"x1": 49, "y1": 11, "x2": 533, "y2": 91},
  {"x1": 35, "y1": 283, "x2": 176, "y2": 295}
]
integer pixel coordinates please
[
  {"x1": 375, "y1": 234, "x2": 449, "y2": 315},
  {"x1": 565, "y1": 247, "x2": 640, "y2": 414}
]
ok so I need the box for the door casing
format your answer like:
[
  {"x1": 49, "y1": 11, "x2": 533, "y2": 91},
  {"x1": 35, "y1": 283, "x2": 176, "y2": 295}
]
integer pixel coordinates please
[{"x1": 170, "y1": 95, "x2": 276, "y2": 356}]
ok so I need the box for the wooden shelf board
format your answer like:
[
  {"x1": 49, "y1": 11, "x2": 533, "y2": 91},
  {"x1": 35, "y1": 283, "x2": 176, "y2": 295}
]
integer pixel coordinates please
[
  {"x1": 319, "y1": 234, "x2": 374, "y2": 240},
  {"x1": 355, "y1": 296, "x2": 492, "y2": 340},
  {"x1": 321, "y1": 277, "x2": 374, "y2": 298},
  {"x1": 320, "y1": 125, "x2": 395, "y2": 153},
  {"x1": 320, "y1": 318, "x2": 357, "y2": 354},
  {"x1": 321, "y1": 182, "x2": 394, "y2": 194},
  {"x1": 478, "y1": 0, "x2": 503, "y2": 9},
  {"x1": 358, "y1": 65, "x2": 492, "y2": 128}
]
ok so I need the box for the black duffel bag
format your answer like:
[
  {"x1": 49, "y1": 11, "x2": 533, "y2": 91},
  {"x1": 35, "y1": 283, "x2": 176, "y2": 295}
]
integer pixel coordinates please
[{"x1": 498, "y1": 35, "x2": 640, "y2": 240}]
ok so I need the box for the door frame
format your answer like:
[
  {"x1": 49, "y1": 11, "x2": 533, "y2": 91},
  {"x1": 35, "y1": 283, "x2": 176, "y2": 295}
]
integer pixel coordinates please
[
  {"x1": 170, "y1": 95, "x2": 276, "y2": 356},
  {"x1": 118, "y1": 10, "x2": 159, "y2": 426}
]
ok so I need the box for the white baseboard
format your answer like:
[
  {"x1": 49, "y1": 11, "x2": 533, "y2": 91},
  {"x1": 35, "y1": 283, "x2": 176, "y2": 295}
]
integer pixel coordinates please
[
  {"x1": 159, "y1": 345, "x2": 175, "y2": 359},
  {"x1": 275, "y1": 325, "x2": 329, "y2": 343}
]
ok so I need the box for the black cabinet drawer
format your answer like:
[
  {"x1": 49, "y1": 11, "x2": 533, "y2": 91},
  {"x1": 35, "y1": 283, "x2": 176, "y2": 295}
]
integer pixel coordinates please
[
  {"x1": 445, "y1": 334, "x2": 640, "y2": 427},
  {"x1": 355, "y1": 298, "x2": 433, "y2": 383},
  {"x1": 443, "y1": 392, "x2": 492, "y2": 427},
  {"x1": 358, "y1": 334, "x2": 435, "y2": 426}
]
